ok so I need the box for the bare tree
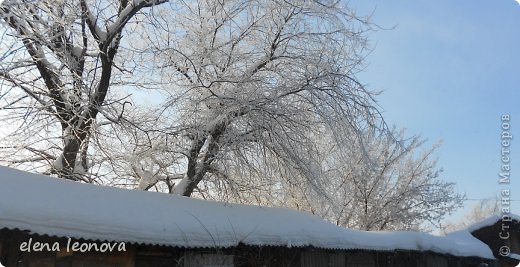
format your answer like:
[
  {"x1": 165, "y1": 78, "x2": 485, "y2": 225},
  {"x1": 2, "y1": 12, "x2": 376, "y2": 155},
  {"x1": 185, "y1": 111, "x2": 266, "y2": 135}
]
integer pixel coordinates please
[
  {"x1": 204, "y1": 129, "x2": 464, "y2": 231},
  {"x1": 0, "y1": 0, "x2": 167, "y2": 180},
  {"x1": 92, "y1": 0, "x2": 386, "y2": 197},
  {"x1": 323, "y1": 130, "x2": 464, "y2": 231}
]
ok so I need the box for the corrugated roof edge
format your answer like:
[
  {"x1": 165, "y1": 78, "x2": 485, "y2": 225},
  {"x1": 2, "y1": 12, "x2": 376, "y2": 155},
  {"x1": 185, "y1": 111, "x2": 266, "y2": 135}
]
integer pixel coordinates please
[{"x1": 0, "y1": 226, "x2": 498, "y2": 260}]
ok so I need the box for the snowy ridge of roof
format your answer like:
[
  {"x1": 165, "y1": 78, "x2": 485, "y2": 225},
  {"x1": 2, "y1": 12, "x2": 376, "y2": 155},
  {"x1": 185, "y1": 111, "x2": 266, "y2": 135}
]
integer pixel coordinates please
[
  {"x1": 462, "y1": 214, "x2": 520, "y2": 233},
  {"x1": 0, "y1": 166, "x2": 494, "y2": 259}
]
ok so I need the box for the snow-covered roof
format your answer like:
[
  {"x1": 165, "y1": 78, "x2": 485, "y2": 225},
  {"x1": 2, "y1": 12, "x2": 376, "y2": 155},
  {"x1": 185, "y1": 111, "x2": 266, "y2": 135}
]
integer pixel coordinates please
[
  {"x1": 464, "y1": 214, "x2": 520, "y2": 233},
  {"x1": 0, "y1": 166, "x2": 494, "y2": 259}
]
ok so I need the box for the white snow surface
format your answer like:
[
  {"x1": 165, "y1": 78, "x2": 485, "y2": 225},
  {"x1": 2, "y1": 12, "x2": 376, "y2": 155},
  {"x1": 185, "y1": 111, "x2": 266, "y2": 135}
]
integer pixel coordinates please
[
  {"x1": 463, "y1": 214, "x2": 520, "y2": 233},
  {"x1": 0, "y1": 166, "x2": 494, "y2": 259}
]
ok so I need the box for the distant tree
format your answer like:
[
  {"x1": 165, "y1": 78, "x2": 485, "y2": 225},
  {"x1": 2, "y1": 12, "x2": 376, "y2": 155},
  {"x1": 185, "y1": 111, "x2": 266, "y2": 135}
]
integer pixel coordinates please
[
  {"x1": 316, "y1": 130, "x2": 465, "y2": 231},
  {"x1": 440, "y1": 197, "x2": 500, "y2": 234},
  {"x1": 0, "y1": 0, "x2": 167, "y2": 180},
  {"x1": 202, "y1": 129, "x2": 465, "y2": 231}
]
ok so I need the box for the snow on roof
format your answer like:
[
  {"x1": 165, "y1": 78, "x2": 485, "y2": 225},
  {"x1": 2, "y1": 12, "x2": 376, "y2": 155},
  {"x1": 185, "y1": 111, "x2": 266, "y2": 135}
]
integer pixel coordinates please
[
  {"x1": 0, "y1": 166, "x2": 494, "y2": 259},
  {"x1": 463, "y1": 214, "x2": 520, "y2": 233}
]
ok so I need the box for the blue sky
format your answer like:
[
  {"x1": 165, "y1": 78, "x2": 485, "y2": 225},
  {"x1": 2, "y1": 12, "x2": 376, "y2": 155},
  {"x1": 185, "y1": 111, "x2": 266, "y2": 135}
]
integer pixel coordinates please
[{"x1": 349, "y1": 0, "x2": 520, "y2": 221}]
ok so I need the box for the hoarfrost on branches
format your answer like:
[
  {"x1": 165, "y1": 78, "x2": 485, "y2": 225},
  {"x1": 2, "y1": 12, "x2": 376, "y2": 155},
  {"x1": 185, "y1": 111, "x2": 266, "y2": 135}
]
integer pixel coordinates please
[
  {"x1": 0, "y1": 0, "x2": 168, "y2": 180},
  {"x1": 0, "y1": 0, "x2": 464, "y2": 230}
]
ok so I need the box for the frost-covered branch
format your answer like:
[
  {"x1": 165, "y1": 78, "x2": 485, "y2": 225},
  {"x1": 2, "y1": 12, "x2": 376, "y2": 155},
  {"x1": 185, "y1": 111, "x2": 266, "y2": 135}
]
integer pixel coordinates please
[{"x1": 0, "y1": 0, "x2": 168, "y2": 180}]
